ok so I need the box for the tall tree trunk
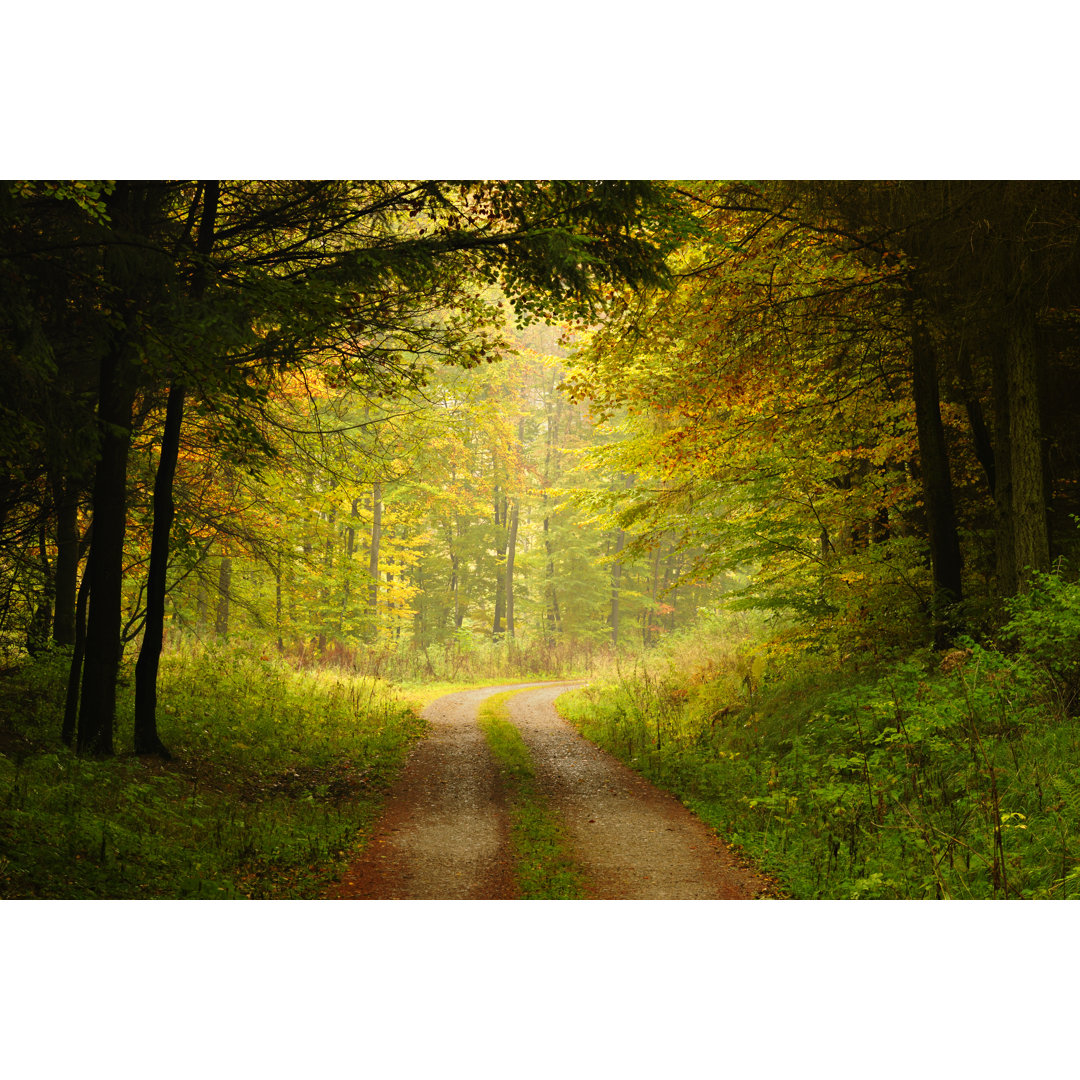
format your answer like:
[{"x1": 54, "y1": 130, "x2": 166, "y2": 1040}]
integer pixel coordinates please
[
  {"x1": 343, "y1": 495, "x2": 358, "y2": 629},
  {"x1": 542, "y1": 383, "x2": 561, "y2": 636},
  {"x1": 133, "y1": 180, "x2": 218, "y2": 757},
  {"x1": 543, "y1": 512, "x2": 561, "y2": 636},
  {"x1": 196, "y1": 574, "x2": 209, "y2": 631},
  {"x1": 77, "y1": 341, "x2": 136, "y2": 755},
  {"x1": 505, "y1": 497, "x2": 519, "y2": 639},
  {"x1": 956, "y1": 345, "x2": 996, "y2": 496},
  {"x1": 61, "y1": 542, "x2": 92, "y2": 746},
  {"x1": 215, "y1": 554, "x2": 232, "y2": 637},
  {"x1": 665, "y1": 552, "x2": 681, "y2": 633},
  {"x1": 368, "y1": 480, "x2": 382, "y2": 636},
  {"x1": 450, "y1": 552, "x2": 463, "y2": 630},
  {"x1": 52, "y1": 477, "x2": 80, "y2": 646},
  {"x1": 449, "y1": 512, "x2": 465, "y2": 630},
  {"x1": 132, "y1": 381, "x2": 185, "y2": 757},
  {"x1": 645, "y1": 541, "x2": 663, "y2": 647},
  {"x1": 1006, "y1": 305, "x2": 1050, "y2": 589},
  {"x1": 28, "y1": 524, "x2": 54, "y2": 654},
  {"x1": 275, "y1": 557, "x2": 284, "y2": 652},
  {"x1": 492, "y1": 487, "x2": 506, "y2": 640},
  {"x1": 321, "y1": 503, "x2": 336, "y2": 647},
  {"x1": 609, "y1": 528, "x2": 625, "y2": 647},
  {"x1": 909, "y1": 305, "x2": 963, "y2": 644},
  {"x1": 991, "y1": 337, "x2": 1017, "y2": 597}
]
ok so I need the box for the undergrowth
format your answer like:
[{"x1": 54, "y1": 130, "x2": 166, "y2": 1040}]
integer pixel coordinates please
[
  {"x1": 558, "y1": 571, "x2": 1080, "y2": 899},
  {"x1": 478, "y1": 691, "x2": 586, "y2": 899},
  {"x1": 0, "y1": 640, "x2": 424, "y2": 899},
  {"x1": 297, "y1": 632, "x2": 610, "y2": 686}
]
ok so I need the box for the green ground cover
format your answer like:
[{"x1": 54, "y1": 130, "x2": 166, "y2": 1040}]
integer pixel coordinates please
[
  {"x1": 478, "y1": 690, "x2": 586, "y2": 899},
  {"x1": 0, "y1": 642, "x2": 424, "y2": 899},
  {"x1": 558, "y1": 575, "x2": 1080, "y2": 899}
]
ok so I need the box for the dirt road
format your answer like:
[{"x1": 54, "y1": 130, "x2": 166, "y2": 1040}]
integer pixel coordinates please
[{"x1": 325, "y1": 682, "x2": 771, "y2": 900}]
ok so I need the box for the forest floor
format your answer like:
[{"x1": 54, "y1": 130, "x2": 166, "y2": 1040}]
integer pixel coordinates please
[{"x1": 325, "y1": 682, "x2": 776, "y2": 900}]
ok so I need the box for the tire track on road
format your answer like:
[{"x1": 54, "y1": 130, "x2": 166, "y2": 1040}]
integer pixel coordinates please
[{"x1": 505, "y1": 683, "x2": 768, "y2": 899}]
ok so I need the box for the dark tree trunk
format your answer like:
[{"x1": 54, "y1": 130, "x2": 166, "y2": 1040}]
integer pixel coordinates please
[
  {"x1": 909, "y1": 306, "x2": 963, "y2": 644},
  {"x1": 343, "y1": 496, "x2": 358, "y2": 628},
  {"x1": 1006, "y1": 305, "x2": 1050, "y2": 589},
  {"x1": 28, "y1": 524, "x2": 54, "y2": 655},
  {"x1": 77, "y1": 342, "x2": 136, "y2": 755},
  {"x1": 133, "y1": 180, "x2": 218, "y2": 758},
  {"x1": 505, "y1": 497, "x2": 519, "y2": 639},
  {"x1": 956, "y1": 346, "x2": 996, "y2": 496},
  {"x1": 990, "y1": 337, "x2": 1017, "y2": 597},
  {"x1": 52, "y1": 477, "x2": 80, "y2": 646},
  {"x1": 132, "y1": 381, "x2": 184, "y2": 757},
  {"x1": 61, "y1": 543, "x2": 92, "y2": 747}
]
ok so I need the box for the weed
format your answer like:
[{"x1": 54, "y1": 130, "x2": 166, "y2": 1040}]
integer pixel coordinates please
[
  {"x1": 478, "y1": 691, "x2": 586, "y2": 899},
  {"x1": 558, "y1": 611, "x2": 1080, "y2": 899},
  {"x1": 0, "y1": 640, "x2": 424, "y2": 899}
]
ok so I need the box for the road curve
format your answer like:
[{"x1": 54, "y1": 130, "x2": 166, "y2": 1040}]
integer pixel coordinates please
[
  {"x1": 326, "y1": 681, "x2": 769, "y2": 900},
  {"x1": 325, "y1": 683, "x2": 544, "y2": 899},
  {"x1": 506, "y1": 683, "x2": 765, "y2": 899}
]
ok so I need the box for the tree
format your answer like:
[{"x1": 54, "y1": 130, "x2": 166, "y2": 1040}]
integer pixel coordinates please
[
  {"x1": 8, "y1": 179, "x2": 675, "y2": 754},
  {"x1": 567, "y1": 180, "x2": 1080, "y2": 659},
  {"x1": 133, "y1": 180, "x2": 220, "y2": 757}
]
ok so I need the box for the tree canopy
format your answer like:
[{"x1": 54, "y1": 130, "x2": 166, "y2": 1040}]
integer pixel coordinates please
[{"x1": 3, "y1": 178, "x2": 1080, "y2": 760}]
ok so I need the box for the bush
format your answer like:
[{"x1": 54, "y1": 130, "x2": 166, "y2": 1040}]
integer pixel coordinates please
[
  {"x1": 0, "y1": 640, "x2": 424, "y2": 899},
  {"x1": 559, "y1": 618, "x2": 1080, "y2": 899},
  {"x1": 1002, "y1": 566, "x2": 1080, "y2": 715}
]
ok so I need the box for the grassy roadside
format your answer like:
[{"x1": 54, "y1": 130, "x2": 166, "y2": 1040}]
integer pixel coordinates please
[
  {"x1": 557, "y1": 627, "x2": 1080, "y2": 899},
  {"x1": 0, "y1": 643, "x2": 425, "y2": 899},
  {"x1": 478, "y1": 690, "x2": 586, "y2": 899}
]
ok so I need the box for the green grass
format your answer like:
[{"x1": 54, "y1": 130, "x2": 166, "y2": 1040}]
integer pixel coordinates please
[
  {"x1": 0, "y1": 641, "x2": 425, "y2": 899},
  {"x1": 558, "y1": 638, "x2": 1080, "y2": 899},
  {"x1": 477, "y1": 690, "x2": 586, "y2": 899}
]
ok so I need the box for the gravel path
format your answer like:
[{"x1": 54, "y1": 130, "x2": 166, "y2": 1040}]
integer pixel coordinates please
[
  {"x1": 325, "y1": 684, "x2": 537, "y2": 899},
  {"x1": 326, "y1": 682, "x2": 771, "y2": 900},
  {"x1": 506, "y1": 683, "x2": 767, "y2": 899}
]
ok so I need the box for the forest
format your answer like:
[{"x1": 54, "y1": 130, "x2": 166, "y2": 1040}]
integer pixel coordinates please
[{"x1": 3, "y1": 179, "x2": 1080, "y2": 900}]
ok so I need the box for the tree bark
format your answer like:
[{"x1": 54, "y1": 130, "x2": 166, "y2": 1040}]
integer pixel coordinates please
[
  {"x1": 956, "y1": 345, "x2": 996, "y2": 497},
  {"x1": 505, "y1": 497, "x2": 519, "y2": 639},
  {"x1": 133, "y1": 180, "x2": 218, "y2": 757},
  {"x1": 492, "y1": 487, "x2": 507, "y2": 640},
  {"x1": 367, "y1": 480, "x2": 382, "y2": 637},
  {"x1": 77, "y1": 340, "x2": 136, "y2": 755},
  {"x1": 990, "y1": 337, "x2": 1017, "y2": 597},
  {"x1": 132, "y1": 381, "x2": 184, "y2": 756},
  {"x1": 609, "y1": 528, "x2": 625, "y2": 647},
  {"x1": 28, "y1": 524, "x2": 54, "y2": 654},
  {"x1": 909, "y1": 306, "x2": 963, "y2": 644},
  {"x1": 52, "y1": 477, "x2": 80, "y2": 646},
  {"x1": 1006, "y1": 305, "x2": 1050, "y2": 589},
  {"x1": 61, "y1": 542, "x2": 92, "y2": 746},
  {"x1": 542, "y1": 381, "x2": 561, "y2": 636}
]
